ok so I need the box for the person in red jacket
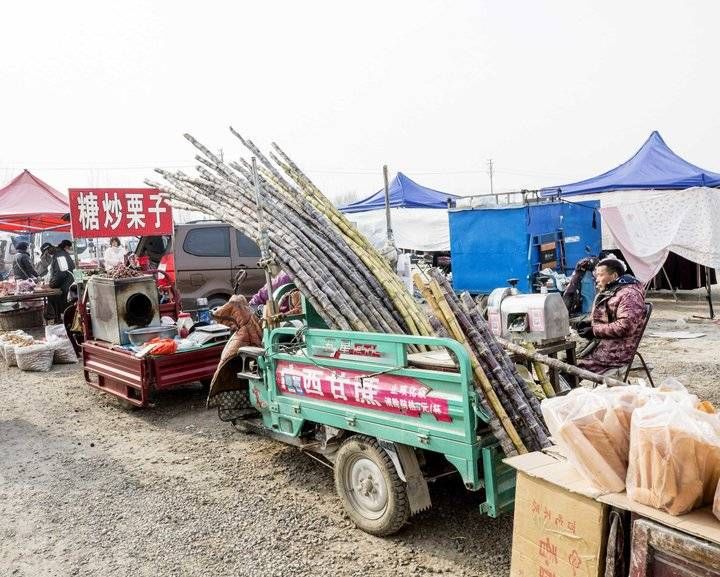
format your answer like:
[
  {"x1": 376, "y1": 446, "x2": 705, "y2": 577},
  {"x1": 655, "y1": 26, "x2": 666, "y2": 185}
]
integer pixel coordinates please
[{"x1": 576, "y1": 258, "x2": 647, "y2": 374}]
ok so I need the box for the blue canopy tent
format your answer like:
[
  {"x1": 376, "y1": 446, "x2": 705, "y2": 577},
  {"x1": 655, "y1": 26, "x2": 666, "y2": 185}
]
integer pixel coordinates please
[
  {"x1": 339, "y1": 173, "x2": 460, "y2": 251},
  {"x1": 540, "y1": 131, "x2": 720, "y2": 197},
  {"x1": 340, "y1": 172, "x2": 459, "y2": 213}
]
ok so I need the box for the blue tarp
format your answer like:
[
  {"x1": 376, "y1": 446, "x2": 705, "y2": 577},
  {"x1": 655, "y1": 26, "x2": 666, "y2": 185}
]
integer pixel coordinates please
[
  {"x1": 340, "y1": 172, "x2": 459, "y2": 213},
  {"x1": 540, "y1": 131, "x2": 720, "y2": 197}
]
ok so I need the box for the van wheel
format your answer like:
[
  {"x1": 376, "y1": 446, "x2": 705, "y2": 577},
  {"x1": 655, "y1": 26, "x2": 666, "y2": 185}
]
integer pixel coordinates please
[
  {"x1": 334, "y1": 435, "x2": 409, "y2": 536},
  {"x1": 208, "y1": 296, "x2": 229, "y2": 310}
]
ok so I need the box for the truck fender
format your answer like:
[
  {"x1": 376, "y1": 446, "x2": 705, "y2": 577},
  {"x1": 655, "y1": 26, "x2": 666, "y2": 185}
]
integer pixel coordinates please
[{"x1": 378, "y1": 440, "x2": 432, "y2": 515}]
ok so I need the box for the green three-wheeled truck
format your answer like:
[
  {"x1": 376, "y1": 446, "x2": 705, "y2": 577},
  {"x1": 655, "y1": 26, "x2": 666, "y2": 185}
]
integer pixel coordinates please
[{"x1": 208, "y1": 286, "x2": 516, "y2": 536}]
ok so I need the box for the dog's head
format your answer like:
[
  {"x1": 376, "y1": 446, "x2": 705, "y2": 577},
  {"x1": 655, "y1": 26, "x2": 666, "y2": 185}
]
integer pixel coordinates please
[{"x1": 212, "y1": 295, "x2": 253, "y2": 329}]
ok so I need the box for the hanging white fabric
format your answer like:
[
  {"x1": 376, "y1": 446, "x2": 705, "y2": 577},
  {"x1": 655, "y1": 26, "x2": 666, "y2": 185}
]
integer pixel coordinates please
[{"x1": 598, "y1": 187, "x2": 720, "y2": 282}]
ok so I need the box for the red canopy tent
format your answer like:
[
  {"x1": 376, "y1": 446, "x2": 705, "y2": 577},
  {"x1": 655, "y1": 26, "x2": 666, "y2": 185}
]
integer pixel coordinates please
[{"x1": 0, "y1": 169, "x2": 70, "y2": 233}]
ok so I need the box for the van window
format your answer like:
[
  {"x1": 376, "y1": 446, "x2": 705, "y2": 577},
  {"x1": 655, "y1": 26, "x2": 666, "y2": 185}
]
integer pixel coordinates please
[
  {"x1": 236, "y1": 231, "x2": 261, "y2": 257},
  {"x1": 183, "y1": 227, "x2": 230, "y2": 257}
]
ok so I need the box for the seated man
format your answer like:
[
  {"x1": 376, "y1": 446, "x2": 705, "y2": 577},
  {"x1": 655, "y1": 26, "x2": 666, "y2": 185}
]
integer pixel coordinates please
[{"x1": 576, "y1": 258, "x2": 646, "y2": 375}]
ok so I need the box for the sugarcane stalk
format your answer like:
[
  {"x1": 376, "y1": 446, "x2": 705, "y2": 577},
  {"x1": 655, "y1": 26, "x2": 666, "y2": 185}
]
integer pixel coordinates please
[
  {"x1": 497, "y1": 338, "x2": 627, "y2": 387},
  {"x1": 156, "y1": 171, "x2": 397, "y2": 335},
  {"x1": 429, "y1": 277, "x2": 549, "y2": 450},
  {"x1": 458, "y1": 290, "x2": 547, "y2": 425},
  {"x1": 416, "y1": 275, "x2": 526, "y2": 454},
  {"x1": 185, "y1": 144, "x2": 418, "y2": 335},
  {"x1": 523, "y1": 342, "x2": 556, "y2": 398}
]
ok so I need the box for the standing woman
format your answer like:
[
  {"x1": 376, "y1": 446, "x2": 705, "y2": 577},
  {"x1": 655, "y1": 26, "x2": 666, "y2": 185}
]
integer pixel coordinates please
[
  {"x1": 104, "y1": 237, "x2": 126, "y2": 270},
  {"x1": 48, "y1": 239, "x2": 76, "y2": 323}
]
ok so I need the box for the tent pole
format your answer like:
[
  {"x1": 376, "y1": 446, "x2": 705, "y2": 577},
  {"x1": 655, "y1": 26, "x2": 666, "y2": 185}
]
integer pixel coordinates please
[
  {"x1": 383, "y1": 164, "x2": 393, "y2": 242},
  {"x1": 661, "y1": 266, "x2": 678, "y2": 303},
  {"x1": 705, "y1": 266, "x2": 714, "y2": 319}
]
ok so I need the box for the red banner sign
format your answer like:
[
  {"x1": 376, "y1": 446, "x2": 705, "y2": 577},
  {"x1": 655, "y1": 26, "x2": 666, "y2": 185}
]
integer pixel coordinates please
[
  {"x1": 68, "y1": 188, "x2": 173, "y2": 238},
  {"x1": 275, "y1": 360, "x2": 452, "y2": 422}
]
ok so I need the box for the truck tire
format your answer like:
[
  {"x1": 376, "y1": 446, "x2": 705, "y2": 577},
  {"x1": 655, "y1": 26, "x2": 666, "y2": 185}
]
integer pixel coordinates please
[{"x1": 334, "y1": 435, "x2": 410, "y2": 536}]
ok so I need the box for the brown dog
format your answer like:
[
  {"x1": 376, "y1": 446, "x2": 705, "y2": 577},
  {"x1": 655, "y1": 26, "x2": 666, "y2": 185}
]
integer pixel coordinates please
[{"x1": 212, "y1": 295, "x2": 263, "y2": 362}]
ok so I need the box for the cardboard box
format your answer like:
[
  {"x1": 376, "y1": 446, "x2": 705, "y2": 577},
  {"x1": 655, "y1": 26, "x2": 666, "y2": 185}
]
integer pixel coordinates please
[
  {"x1": 505, "y1": 449, "x2": 720, "y2": 577},
  {"x1": 506, "y1": 452, "x2": 608, "y2": 577}
]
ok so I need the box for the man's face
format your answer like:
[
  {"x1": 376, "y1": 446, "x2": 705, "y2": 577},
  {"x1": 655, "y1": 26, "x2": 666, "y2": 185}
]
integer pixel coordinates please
[{"x1": 594, "y1": 265, "x2": 618, "y2": 290}]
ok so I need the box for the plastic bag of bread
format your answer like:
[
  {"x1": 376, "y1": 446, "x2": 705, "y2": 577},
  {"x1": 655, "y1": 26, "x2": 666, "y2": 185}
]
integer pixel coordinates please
[
  {"x1": 626, "y1": 398, "x2": 720, "y2": 515},
  {"x1": 541, "y1": 388, "x2": 589, "y2": 442},
  {"x1": 714, "y1": 479, "x2": 720, "y2": 521},
  {"x1": 601, "y1": 385, "x2": 654, "y2": 437},
  {"x1": 543, "y1": 388, "x2": 628, "y2": 493}
]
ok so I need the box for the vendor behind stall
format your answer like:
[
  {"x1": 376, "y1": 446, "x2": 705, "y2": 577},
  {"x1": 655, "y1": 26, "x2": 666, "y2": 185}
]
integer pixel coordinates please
[
  {"x1": 576, "y1": 258, "x2": 646, "y2": 374},
  {"x1": 47, "y1": 239, "x2": 75, "y2": 323},
  {"x1": 12, "y1": 241, "x2": 38, "y2": 280},
  {"x1": 103, "y1": 237, "x2": 127, "y2": 269}
]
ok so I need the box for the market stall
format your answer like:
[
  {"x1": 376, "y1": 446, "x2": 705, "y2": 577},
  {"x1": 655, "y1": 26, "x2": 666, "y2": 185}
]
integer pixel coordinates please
[
  {"x1": 68, "y1": 187, "x2": 227, "y2": 407},
  {"x1": 0, "y1": 170, "x2": 73, "y2": 328}
]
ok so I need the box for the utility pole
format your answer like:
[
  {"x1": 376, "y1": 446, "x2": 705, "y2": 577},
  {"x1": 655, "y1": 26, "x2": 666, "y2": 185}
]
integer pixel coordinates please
[{"x1": 487, "y1": 159, "x2": 496, "y2": 204}]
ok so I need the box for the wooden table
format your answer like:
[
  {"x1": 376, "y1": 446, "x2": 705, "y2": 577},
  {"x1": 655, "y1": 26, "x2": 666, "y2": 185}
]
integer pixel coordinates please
[{"x1": 0, "y1": 289, "x2": 62, "y2": 306}]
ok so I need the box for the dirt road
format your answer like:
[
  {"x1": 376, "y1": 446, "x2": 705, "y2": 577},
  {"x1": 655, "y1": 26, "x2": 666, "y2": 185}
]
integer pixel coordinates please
[
  {"x1": 1, "y1": 363, "x2": 510, "y2": 577},
  {"x1": 1, "y1": 298, "x2": 718, "y2": 577}
]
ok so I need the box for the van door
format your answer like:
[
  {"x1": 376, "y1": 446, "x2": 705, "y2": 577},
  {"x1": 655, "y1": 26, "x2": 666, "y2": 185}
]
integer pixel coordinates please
[
  {"x1": 175, "y1": 225, "x2": 233, "y2": 310},
  {"x1": 233, "y1": 230, "x2": 264, "y2": 298}
]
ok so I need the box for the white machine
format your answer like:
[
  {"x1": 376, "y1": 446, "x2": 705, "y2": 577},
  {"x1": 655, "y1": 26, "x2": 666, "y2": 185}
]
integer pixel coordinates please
[{"x1": 487, "y1": 279, "x2": 570, "y2": 345}]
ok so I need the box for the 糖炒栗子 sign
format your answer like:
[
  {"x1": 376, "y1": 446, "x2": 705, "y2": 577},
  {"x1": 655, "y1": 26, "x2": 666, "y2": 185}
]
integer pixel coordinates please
[{"x1": 68, "y1": 188, "x2": 173, "y2": 238}]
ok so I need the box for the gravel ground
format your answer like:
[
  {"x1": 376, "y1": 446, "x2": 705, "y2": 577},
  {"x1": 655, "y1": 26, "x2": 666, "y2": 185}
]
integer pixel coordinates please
[{"x1": 1, "y1": 297, "x2": 718, "y2": 577}]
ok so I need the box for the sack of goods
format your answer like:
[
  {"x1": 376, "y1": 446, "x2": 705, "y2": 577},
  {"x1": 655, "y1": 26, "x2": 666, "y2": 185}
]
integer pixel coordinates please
[
  {"x1": 1, "y1": 331, "x2": 34, "y2": 367},
  {"x1": 15, "y1": 343, "x2": 55, "y2": 372},
  {"x1": 626, "y1": 397, "x2": 720, "y2": 516},
  {"x1": 46, "y1": 335, "x2": 78, "y2": 364}
]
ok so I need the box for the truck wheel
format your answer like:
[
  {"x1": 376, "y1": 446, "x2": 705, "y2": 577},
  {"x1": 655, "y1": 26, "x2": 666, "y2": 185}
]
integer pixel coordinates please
[{"x1": 334, "y1": 435, "x2": 410, "y2": 536}]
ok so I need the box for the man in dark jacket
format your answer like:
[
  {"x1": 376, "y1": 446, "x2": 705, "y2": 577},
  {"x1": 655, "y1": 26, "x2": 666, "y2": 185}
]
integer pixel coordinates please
[
  {"x1": 12, "y1": 241, "x2": 38, "y2": 280},
  {"x1": 577, "y1": 258, "x2": 646, "y2": 374},
  {"x1": 48, "y1": 239, "x2": 76, "y2": 322}
]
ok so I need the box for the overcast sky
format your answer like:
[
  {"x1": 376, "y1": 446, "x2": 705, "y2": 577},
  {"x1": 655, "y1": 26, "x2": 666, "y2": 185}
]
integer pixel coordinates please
[{"x1": 1, "y1": 1, "x2": 718, "y2": 202}]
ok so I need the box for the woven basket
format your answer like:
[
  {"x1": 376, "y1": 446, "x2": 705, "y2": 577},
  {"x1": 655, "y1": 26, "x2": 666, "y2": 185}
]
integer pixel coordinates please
[{"x1": 0, "y1": 307, "x2": 44, "y2": 331}]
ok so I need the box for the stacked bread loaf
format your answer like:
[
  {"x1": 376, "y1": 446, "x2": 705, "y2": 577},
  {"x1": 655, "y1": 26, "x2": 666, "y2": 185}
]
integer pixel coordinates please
[
  {"x1": 626, "y1": 399, "x2": 720, "y2": 515},
  {"x1": 542, "y1": 383, "x2": 720, "y2": 515}
]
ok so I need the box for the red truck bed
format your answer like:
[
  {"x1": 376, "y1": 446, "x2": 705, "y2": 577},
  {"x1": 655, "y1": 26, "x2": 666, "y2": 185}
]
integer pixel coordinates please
[{"x1": 82, "y1": 340, "x2": 224, "y2": 407}]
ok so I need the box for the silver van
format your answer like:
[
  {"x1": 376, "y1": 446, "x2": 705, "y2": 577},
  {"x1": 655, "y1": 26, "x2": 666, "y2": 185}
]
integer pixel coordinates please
[{"x1": 138, "y1": 222, "x2": 265, "y2": 311}]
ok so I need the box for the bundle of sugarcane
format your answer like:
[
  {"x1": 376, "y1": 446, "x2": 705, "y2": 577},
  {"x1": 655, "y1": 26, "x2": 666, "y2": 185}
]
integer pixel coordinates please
[
  {"x1": 147, "y1": 129, "x2": 433, "y2": 338},
  {"x1": 414, "y1": 269, "x2": 551, "y2": 455}
]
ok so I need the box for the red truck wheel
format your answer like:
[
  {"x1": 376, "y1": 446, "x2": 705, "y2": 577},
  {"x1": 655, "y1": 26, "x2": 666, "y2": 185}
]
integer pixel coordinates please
[{"x1": 334, "y1": 435, "x2": 409, "y2": 536}]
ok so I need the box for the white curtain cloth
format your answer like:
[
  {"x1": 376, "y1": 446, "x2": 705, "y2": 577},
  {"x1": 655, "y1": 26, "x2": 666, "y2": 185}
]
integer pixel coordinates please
[
  {"x1": 346, "y1": 208, "x2": 451, "y2": 252},
  {"x1": 597, "y1": 187, "x2": 720, "y2": 282}
]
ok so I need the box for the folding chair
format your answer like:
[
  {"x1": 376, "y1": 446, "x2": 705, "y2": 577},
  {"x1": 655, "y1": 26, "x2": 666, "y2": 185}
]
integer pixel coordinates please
[{"x1": 622, "y1": 302, "x2": 655, "y2": 386}]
